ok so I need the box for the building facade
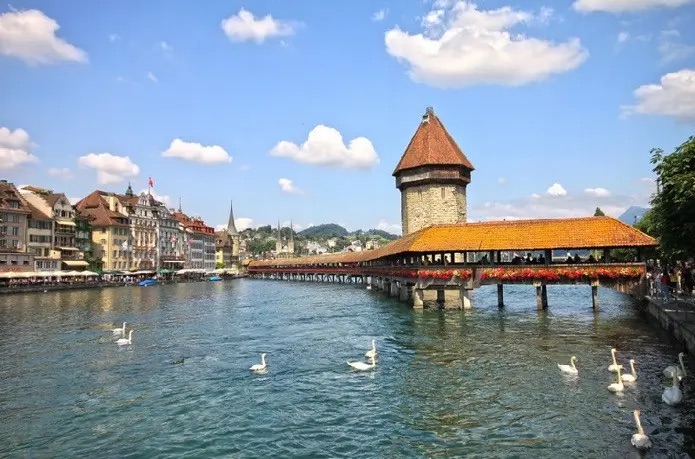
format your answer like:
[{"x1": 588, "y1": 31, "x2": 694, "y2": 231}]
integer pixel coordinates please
[
  {"x1": 393, "y1": 107, "x2": 475, "y2": 235},
  {"x1": 0, "y1": 180, "x2": 32, "y2": 272}
]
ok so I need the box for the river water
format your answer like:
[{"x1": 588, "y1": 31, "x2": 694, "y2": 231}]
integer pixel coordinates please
[{"x1": 0, "y1": 280, "x2": 693, "y2": 458}]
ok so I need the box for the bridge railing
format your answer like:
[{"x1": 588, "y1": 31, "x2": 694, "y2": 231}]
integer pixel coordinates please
[{"x1": 248, "y1": 262, "x2": 646, "y2": 284}]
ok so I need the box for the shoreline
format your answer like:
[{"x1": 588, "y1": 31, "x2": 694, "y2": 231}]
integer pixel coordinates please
[
  {"x1": 0, "y1": 275, "x2": 247, "y2": 296},
  {"x1": 641, "y1": 296, "x2": 695, "y2": 355}
]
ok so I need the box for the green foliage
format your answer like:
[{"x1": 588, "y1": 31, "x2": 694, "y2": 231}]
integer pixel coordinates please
[
  {"x1": 247, "y1": 238, "x2": 276, "y2": 255},
  {"x1": 215, "y1": 262, "x2": 224, "y2": 269},
  {"x1": 299, "y1": 223, "x2": 349, "y2": 238},
  {"x1": 593, "y1": 207, "x2": 605, "y2": 217},
  {"x1": 649, "y1": 136, "x2": 695, "y2": 260}
]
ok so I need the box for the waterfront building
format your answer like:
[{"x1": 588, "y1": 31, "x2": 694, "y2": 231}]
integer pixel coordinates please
[
  {"x1": 393, "y1": 106, "x2": 474, "y2": 235},
  {"x1": 0, "y1": 180, "x2": 33, "y2": 272},
  {"x1": 75, "y1": 191, "x2": 132, "y2": 271},
  {"x1": 20, "y1": 186, "x2": 86, "y2": 271},
  {"x1": 171, "y1": 210, "x2": 216, "y2": 271},
  {"x1": 22, "y1": 199, "x2": 58, "y2": 272}
]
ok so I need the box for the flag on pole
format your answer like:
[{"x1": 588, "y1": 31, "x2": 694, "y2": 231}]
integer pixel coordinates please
[{"x1": 148, "y1": 176, "x2": 154, "y2": 188}]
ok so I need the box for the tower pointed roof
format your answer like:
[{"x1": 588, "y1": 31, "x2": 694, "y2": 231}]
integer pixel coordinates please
[
  {"x1": 227, "y1": 200, "x2": 238, "y2": 236},
  {"x1": 393, "y1": 107, "x2": 474, "y2": 176}
]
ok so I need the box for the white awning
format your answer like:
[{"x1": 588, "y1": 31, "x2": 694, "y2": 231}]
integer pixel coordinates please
[
  {"x1": 58, "y1": 247, "x2": 79, "y2": 251},
  {"x1": 62, "y1": 260, "x2": 89, "y2": 267},
  {"x1": 56, "y1": 220, "x2": 76, "y2": 226}
]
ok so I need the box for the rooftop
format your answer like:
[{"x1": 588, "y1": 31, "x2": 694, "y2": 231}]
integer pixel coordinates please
[{"x1": 392, "y1": 107, "x2": 475, "y2": 176}]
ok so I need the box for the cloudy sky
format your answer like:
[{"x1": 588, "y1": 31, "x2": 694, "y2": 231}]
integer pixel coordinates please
[{"x1": 1, "y1": 0, "x2": 694, "y2": 235}]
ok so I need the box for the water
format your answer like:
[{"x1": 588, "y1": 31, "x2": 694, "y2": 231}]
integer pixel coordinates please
[{"x1": 0, "y1": 280, "x2": 693, "y2": 458}]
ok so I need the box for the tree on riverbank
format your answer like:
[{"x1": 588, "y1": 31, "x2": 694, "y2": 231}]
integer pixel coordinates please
[{"x1": 648, "y1": 136, "x2": 695, "y2": 260}]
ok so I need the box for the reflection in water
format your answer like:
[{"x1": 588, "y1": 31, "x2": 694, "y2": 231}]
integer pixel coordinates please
[{"x1": 0, "y1": 280, "x2": 693, "y2": 458}]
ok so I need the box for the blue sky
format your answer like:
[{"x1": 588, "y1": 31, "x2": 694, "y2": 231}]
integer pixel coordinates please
[{"x1": 1, "y1": 0, "x2": 694, "y2": 235}]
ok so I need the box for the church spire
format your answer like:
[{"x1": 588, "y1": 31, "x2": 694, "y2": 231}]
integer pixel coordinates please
[
  {"x1": 227, "y1": 200, "x2": 238, "y2": 236},
  {"x1": 125, "y1": 181, "x2": 134, "y2": 197}
]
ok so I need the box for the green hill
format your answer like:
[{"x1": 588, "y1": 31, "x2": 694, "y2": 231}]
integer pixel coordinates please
[{"x1": 298, "y1": 223, "x2": 349, "y2": 238}]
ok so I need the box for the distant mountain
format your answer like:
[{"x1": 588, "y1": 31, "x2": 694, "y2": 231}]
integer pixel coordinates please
[
  {"x1": 298, "y1": 223, "x2": 349, "y2": 238},
  {"x1": 618, "y1": 206, "x2": 649, "y2": 225}
]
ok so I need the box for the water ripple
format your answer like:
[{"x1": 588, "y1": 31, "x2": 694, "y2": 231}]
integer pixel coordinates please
[{"x1": 0, "y1": 281, "x2": 694, "y2": 458}]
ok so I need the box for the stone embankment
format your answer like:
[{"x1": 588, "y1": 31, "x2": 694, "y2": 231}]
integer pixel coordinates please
[{"x1": 642, "y1": 295, "x2": 695, "y2": 355}]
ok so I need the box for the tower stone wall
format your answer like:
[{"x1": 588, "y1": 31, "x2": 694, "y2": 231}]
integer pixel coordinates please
[{"x1": 401, "y1": 183, "x2": 467, "y2": 235}]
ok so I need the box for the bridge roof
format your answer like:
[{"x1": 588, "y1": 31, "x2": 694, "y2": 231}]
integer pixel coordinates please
[
  {"x1": 392, "y1": 107, "x2": 474, "y2": 176},
  {"x1": 248, "y1": 216, "x2": 656, "y2": 267}
]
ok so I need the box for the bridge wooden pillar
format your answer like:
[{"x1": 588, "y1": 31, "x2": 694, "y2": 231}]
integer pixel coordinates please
[
  {"x1": 591, "y1": 279, "x2": 599, "y2": 310},
  {"x1": 497, "y1": 283, "x2": 504, "y2": 307},
  {"x1": 389, "y1": 281, "x2": 399, "y2": 297},
  {"x1": 534, "y1": 281, "x2": 548, "y2": 310}
]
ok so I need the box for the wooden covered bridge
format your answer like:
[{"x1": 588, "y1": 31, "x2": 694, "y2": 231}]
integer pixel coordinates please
[
  {"x1": 247, "y1": 107, "x2": 656, "y2": 309},
  {"x1": 247, "y1": 216, "x2": 656, "y2": 309}
]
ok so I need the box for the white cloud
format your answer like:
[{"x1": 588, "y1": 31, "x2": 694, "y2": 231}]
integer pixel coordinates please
[
  {"x1": 109, "y1": 33, "x2": 120, "y2": 43},
  {"x1": 658, "y1": 30, "x2": 695, "y2": 63},
  {"x1": 270, "y1": 125, "x2": 379, "y2": 169},
  {"x1": 573, "y1": 0, "x2": 695, "y2": 12},
  {"x1": 372, "y1": 9, "x2": 388, "y2": 21},
  {"x1": 0, "y1": 126, "x2": 38, "y2": 170},
  {"x1": 585, "y1": 187, "x2": 610, "y2": 197},
  {"x1": 281, "y1": 220, "x2": 302, "y2": 231},
  {"x1": 546, "y1": 183, "x2": 567, "y2": 196},
  {"x1": 622, "y1": 69, "x2": 695, "y2": 122},
  {"x1": 47, "y1": 167, "x2": 73, "y2": 179},
  {"x1": 162, "y1": 139, "x2": 232, "y2": 164},
  {"x1": 77, "y1": 153, "x2": 140, "y2": 185},
  {"x1": 221, "y1": 8, "x2": 295, "y2": 44},
  {"x1": 497, "y1": 177, "x2": 507, "y2": 185},
  {"x1": 278, "y1": 178, "x2": 303, "y2": 194},
  {"x1": 0, "y1": 9, "x2": 87, "y2": 65},
  {"x1": 160, "y1": 41, "x2": 172, "y2": 52},
  {"x1": 147, "y1": 71, "x2": 158, "y2": 83},
  {"x1": 68, "y1": 196, "x2": 81, "y2": 205},
  {"x1": 137, "y1": 188, "x2": 171, "y2": 207},
  {"x1": 617, "y1": 31, "x2": 630, "y2": 43},
  {"x1": 473, "y1": 189, "x2": 639, "y2": 221},
  {"x1": 384, "y1": 1, "x2": 587, "y2": 88},
  {"x1": 376, "y1": 219, "x2": 402, "y2": 235}
]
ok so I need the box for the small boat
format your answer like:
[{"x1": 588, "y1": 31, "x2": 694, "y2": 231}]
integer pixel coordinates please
[
  {"x1": 208, "y1": 276, "x2": 222, "y2": 282},
  {"x1": 138, "y1": 279, "x2": 157, "y2": 287}
]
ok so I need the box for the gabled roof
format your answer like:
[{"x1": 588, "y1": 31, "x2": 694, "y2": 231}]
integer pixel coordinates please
[
  {"x1": 25, "y1": 200, "x2": 52, "y2": 220},
  {"x1": 249, "y1": 216, "x2": 657, "y2": 267},
  {"x1": 393, "y1": 107, "x2": 474, "y2": 176},
  {"x1": 0, "y1": 181, "x2": 30, "y2": 213},
  {"x1": 74, "y1": 190, "x2": 129, "y2": 227}
]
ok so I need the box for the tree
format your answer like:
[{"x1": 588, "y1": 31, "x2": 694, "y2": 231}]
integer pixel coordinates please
[
  {"x1": 649, "y1": 136, "x2": 695, "y2": 260},
  {"x1": 593, "y1": 207, "x2": 605, "y2": 216}
]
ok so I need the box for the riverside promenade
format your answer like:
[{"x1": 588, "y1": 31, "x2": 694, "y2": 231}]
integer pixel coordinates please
[{"x1": 643, "y1": 291, "x2": 695, "y2": 355}]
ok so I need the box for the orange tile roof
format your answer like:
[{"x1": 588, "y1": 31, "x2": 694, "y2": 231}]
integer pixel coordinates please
[
  {"x1": 392, "y1": 107, "x2": 474, "y2": 175},
  {"x1": 249, "y1": 216, "x2": 656, "y2": 267}
]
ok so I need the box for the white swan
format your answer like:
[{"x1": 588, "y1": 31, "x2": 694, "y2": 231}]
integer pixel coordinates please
[
  {"x1": 112, "y1": 322, "x2": 126, "y2": 335},
  {"x1": 116, "y1": 330, "x2": 133, "y2": 346},
  {"x1": 557, "y1": 356, "x2": 578, "y2": 375},
  {"x1": 365, "y1": 340, "x2": 377, "y2": 359},
  {"x1": 348, "y1": 355, "x2": 376, "y2": 371},
  {"x1": 250, "y1": 353, "x2": 267, "y2": 372},
  {"x1": 608, "y1": 366, "x2": 624, "y2": 393},
  {"x1": 662, "y1": 373, "x2": 683, "y2": 406},
  {"x1": 608, "y1": 348, "x2": 621, "y2": 372},
  {"x1": 663, "y1": 352, "x2": 687, "y2": 379},
  {"x1": 622, "y1": 359, "x2": 638, "y2": 383},
  {"x1": 631, "y1": 409, "x2": 651, "y2": 449}
]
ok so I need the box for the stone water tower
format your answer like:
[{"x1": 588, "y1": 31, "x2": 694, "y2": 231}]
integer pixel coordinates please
[{"x1": 393, "y1": 107, "x2": 475, "y2": 235}]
